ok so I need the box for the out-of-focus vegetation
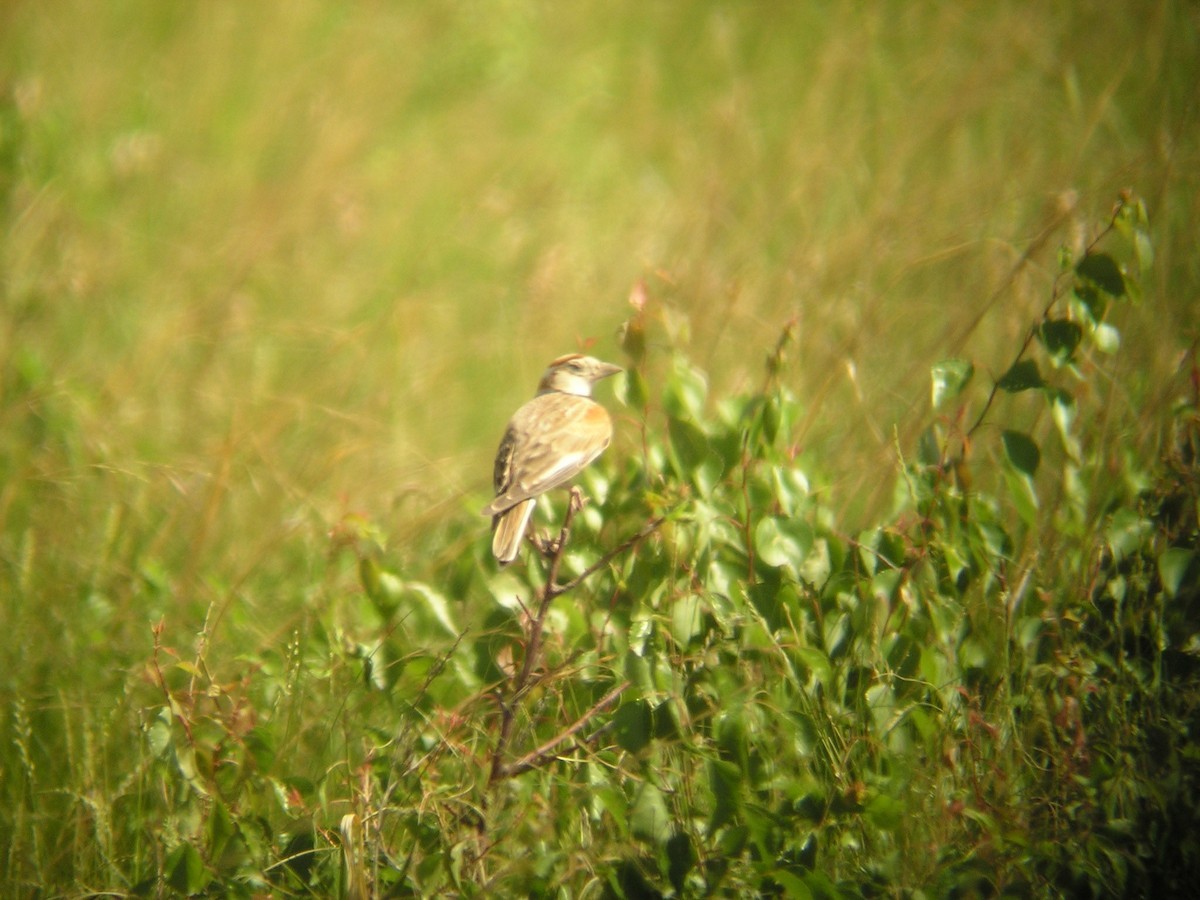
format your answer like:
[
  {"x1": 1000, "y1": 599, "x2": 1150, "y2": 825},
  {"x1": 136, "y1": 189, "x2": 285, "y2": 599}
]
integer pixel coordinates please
[{"x1": 1, "y1": 1, "x2": 1197, "y2": 895}]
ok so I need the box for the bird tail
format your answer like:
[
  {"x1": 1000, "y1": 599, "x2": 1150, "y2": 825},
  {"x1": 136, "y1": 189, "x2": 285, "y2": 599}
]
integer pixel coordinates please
[{"x1": 492, "y1": 498, "x2": 535, "y2": 565}]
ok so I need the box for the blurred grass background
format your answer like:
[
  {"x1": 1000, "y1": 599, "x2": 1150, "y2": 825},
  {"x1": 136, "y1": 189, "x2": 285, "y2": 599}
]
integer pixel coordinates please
[{"x1": 0, "y1": 0, "x2": 1197, "y2": 880}]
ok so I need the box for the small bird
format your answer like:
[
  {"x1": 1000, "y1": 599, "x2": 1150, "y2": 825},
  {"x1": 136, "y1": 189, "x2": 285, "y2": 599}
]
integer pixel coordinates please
[{"x1": 481, "y1": 354, "x2": 622, "y2": 565}]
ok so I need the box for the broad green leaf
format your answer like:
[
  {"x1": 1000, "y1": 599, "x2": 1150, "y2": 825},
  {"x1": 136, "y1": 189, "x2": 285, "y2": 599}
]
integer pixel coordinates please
[
  {"x1": 1071, "y1": 284, "x2": 1108, "y2": 325},
  {"x1": 1015, "y1": 616, "x2": 1043, "y2": 653},
  {"x1": 1092, "y1": 322, "x2": 1120, "y2": 354},
  {"x1": 1001, "y1": 430, "x2": 1040, "y2": 477},
  {"x1": 919, "y1": 646, "x2": 948, "y2": 689},
  {"x1": 666, "y1": 832, "x2": 697, "y2": 895},
  {"x1": 1049, "y1": 389, "x2": 1080, "y2": 461},
  {"x1": 931, "y1": 358, "x2": 974, "y2": 409},
  {"x1": 770, "y1": 464, "x2": 811, "y2": 517},
  {"x1": 615, "y1": 368, "x2": 649, "y2": 408},
  {"x1": 590, "y1": 785, "x2": 629, "y2": 835},
  {"x1": 173, "y1": 743, "x2": 211, "y2": 797},
  {"x1": 148, "y1": 710, "x2": 173, "y2": 757},
  {"x1": 165, "y1": 844, "x2": 208, "y2": 895},
  {"x1": 1004, "y1": 469, "x2": 1039, "y2": 526},
  {"x1": 1076, "y1": 252, "x2": 1126, "y2": 297},
  {"x1": 799, "y1": 537, "x2": 832, "y2": 586},
  {"x1": 1106, "y1": 509, "x2": 1152, "y2": 563},
  {"x1": 708, "y1": 760, "x2": 742, "y2": 833},
  {"x1": 996, "y1": 359, "x2": 1043, "y2": 393},
  {"x1": 864, "y1": 682, "x2": 894, "y2": 734},
  {"x1": 630, "y1": 783, "x2": 672, "y2": 845},
  {"x1": 822, "y1": 611, "x2": 850, "y2": 657},
  {"x1": 670, "y1": 593, "x2": 705, "y2": 647},
  {"x1": 614, "y1": 700, "x2": 653, "y2": 753},
  {"x1": 624, "y1": 649, "x2": 654, "y2": 692},
  {"x1": 1158, "y1": 548, "x2": 1195, "y2": 598},
  {"x1": 668, "y1": 416, "x2": 708, "y2": 468},
  {"x1": 1037, "y1": 319, "x2": 1082, "y2": 363},
  {"x1": 407, "y1": 581, "x2": 459, "y2": 636},
  {"x1": 244, "y1": 726, "x2": 276, "y2": 770},
  {"x1": 663, "y1": 357, "x2": 708, "y2": 419},
  {"x1": 793, "y1": 646, "x2": 834, "y2": 690},
  {"x1": 1134, "y1": 229, "x2": 1154, "y2": 274},
  {"x1": 917, "y1": 424, "x2": 942, "y2": 467},
  {"x1": 958, "y1": 636, "x2": 990, "y2": 671},
  {"x1": 754, "y1": 516, "x2": 813, "y2": 571},
  {"x1": 770, "y1": 871, "x2": 813, "y2": 899},
  {"x1": 667, "y1": 416, "x2": 724, "y2": 496},
  {"x1": 761, "y1": 394, "x2": 782, "y2": 444},
  {"x1": 207, "y1": 800, "x2": 236, "y2": 861}
]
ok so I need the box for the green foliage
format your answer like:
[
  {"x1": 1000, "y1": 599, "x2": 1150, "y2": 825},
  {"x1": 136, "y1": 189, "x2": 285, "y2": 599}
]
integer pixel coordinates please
[
  {"x1": 30, "y1": 192, "x2": 1186, "y2": 897},
  {"x1": 2, "y1": 1, "x2": 1198, "y2": 895}
]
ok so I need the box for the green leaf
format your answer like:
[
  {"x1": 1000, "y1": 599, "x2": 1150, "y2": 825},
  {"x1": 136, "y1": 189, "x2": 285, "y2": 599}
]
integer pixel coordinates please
[
  {"x1": 616, "y1": 368, "x2": 649, "y2": 408},
  {"x1": 1158, "y1": 548, "x2": 1196, "y2": 598},
  {"x1": 663, "y1": 357, "x2": 708, "y2": 419},
  {"x1": 1134, "y1": 229, "x2": 1154, "y2": 274},
  {"x1": 996, "y1": 359, "x2": 1044, "y2": 393},
  {"x1": 148, "y1": 709, "x2": 173, "y2": 757},
  {"x1": 1037, "y1": 319, "x2": 1083, "y2": 363},
  {"x1": 958, "y1": 636, "x2": 990, "y2": 671},
  {"x1": 793, "y1": 646, "x2": 834, "y2": 690},
  {"x1": 630, "y1": 783, "x2": 672, "y2": 845},
  {"x1": 1076, "y1": 252, "x2": 1126, "y2": 297},
  {"x1": 822, "y1": 611, "x2": 850, "y2": 657},
  {"x1": 1091, "y1": 322, "x2": 1120, "y2": 354},
  {"x1": 614, "y1": 700, "x2": 653, "y2": 753},
  {"x1": 207, "y1": 801, "x2": 237, "y2": 861},
  {"x1": 667, "y1": 416, "x2": 724, "y2": 496},
  {"x1": 931, "y1": 358, "x2": 974, "y2": 409},
  {"x1": 1106, "y1": 509, "x2": 1152, "y2": 563},
  {"x1": 716, "y1": 713, "x2": 749, "y2": 769},
  {"x1": 1001, "y1": 430, "x2": 1040, "y2": 477},
  {"x1": 165, "y1": 843, "x2": 208, "y2": 895},
  {"x1": 670, "y1": 593, "x2": 705, "y2": 647},
  {"x1": 759, "y1": 394, "x2": 782, "y2": 444},
  {"x1": 770, "y1": 871, "x2": 814, "y2": 899},
  {"x1": 666, "y1": 832, "x2": 697, "y2": 895},
  {"x1": 754, "y1": 516, "x2": 813, "y2": 572},
  {"x1": 708, "y1": 759, "x2": 742, "y2": 832},
  {"x1": 407, "y1": 581, "x2": 459, "y2": 636},
  {"x1": 1049, "y1": 389, "x2": 1080, "y2": 461},
  {"x1": 1071, "y1": 284, "x2": 1108, "y2": 325},
  {"x1": 1004, "y1": 469, "x2": 1039, "y2": 526}
]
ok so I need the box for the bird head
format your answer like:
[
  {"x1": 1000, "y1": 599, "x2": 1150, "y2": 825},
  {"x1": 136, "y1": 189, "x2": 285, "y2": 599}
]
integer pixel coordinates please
[{"x1": 536, "y1": 354, "x2": 623, "y2": 397}]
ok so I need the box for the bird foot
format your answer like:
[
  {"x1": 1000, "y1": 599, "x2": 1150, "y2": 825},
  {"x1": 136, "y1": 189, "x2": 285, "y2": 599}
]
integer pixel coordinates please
[{"x1": 534, "y1": 488, "x2": 588, "y2": 558}]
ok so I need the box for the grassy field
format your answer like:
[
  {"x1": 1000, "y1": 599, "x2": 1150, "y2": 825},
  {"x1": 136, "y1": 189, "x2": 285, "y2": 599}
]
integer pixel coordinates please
[{"x1": 2, "y1": 1, "x2": 1198, "y2": 896}]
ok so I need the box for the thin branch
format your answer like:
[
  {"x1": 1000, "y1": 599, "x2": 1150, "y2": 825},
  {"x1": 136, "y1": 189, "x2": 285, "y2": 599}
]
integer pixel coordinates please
[
  {"x1": 554, "y1": 513, "x2": 669, "y2": 596},
  {"x1": 965, "y1": 203, "x2": 1126, "y2": 442},
  {"x1": 494, "y1": 680, "x2": 631, "y2": 780},
  {"x1": 488, "y1": 499, "x2": 672, "y2": 786}
]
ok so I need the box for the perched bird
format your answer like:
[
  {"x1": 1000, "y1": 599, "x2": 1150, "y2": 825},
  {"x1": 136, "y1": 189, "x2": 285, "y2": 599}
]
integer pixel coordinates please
[{"x1": 481, "y1": 354, "x2": 622, "y2": 564}]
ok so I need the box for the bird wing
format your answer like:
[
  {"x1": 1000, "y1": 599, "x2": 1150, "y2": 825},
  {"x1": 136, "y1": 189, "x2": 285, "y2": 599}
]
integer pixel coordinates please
[{"x1": 481, "y1": 393, "x2": 612, "y2": 517}]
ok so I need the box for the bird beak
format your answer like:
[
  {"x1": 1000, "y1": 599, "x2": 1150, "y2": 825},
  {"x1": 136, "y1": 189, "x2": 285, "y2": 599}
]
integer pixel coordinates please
[{"x1": 595, "y1": 362, "x2": 623, "y2": 380}]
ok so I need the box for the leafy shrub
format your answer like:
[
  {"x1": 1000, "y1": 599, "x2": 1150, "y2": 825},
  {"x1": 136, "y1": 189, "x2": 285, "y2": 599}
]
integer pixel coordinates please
[{"x1": 4, "y1": 193, "x2": 1197, "y2": 897}]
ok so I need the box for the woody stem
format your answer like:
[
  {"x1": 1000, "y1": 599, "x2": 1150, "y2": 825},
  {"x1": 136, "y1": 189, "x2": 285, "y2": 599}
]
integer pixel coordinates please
[{"x1": 489, "y1": 492, "x2": 581, "y2": 786}]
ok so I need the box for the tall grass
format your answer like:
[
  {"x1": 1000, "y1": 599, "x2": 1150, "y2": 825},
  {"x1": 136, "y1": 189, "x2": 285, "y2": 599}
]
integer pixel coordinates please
[{"x1": 1, "y1": 1, "x2": 1197, "y2": 894}]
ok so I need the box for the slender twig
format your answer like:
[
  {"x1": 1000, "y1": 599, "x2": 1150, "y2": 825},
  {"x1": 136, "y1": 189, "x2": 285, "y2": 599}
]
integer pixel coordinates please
[
  {"x1": 487, "y1": 497, "x2": 671, "y2": 785},
  {"x1": 494, "y1": 680, "x2": 631, "y2": 780},
  {"x1": 964, "y1": 204, "x2": 1126, "y2": 442},
  {"x1": 554, "y1": 513, "x2": 668, "y2": 596}
]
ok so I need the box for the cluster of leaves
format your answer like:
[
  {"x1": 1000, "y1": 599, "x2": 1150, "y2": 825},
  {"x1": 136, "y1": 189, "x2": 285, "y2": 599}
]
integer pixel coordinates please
[{"x1": 9, "y1": 193, "x2": 1196, "y2": 897}]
